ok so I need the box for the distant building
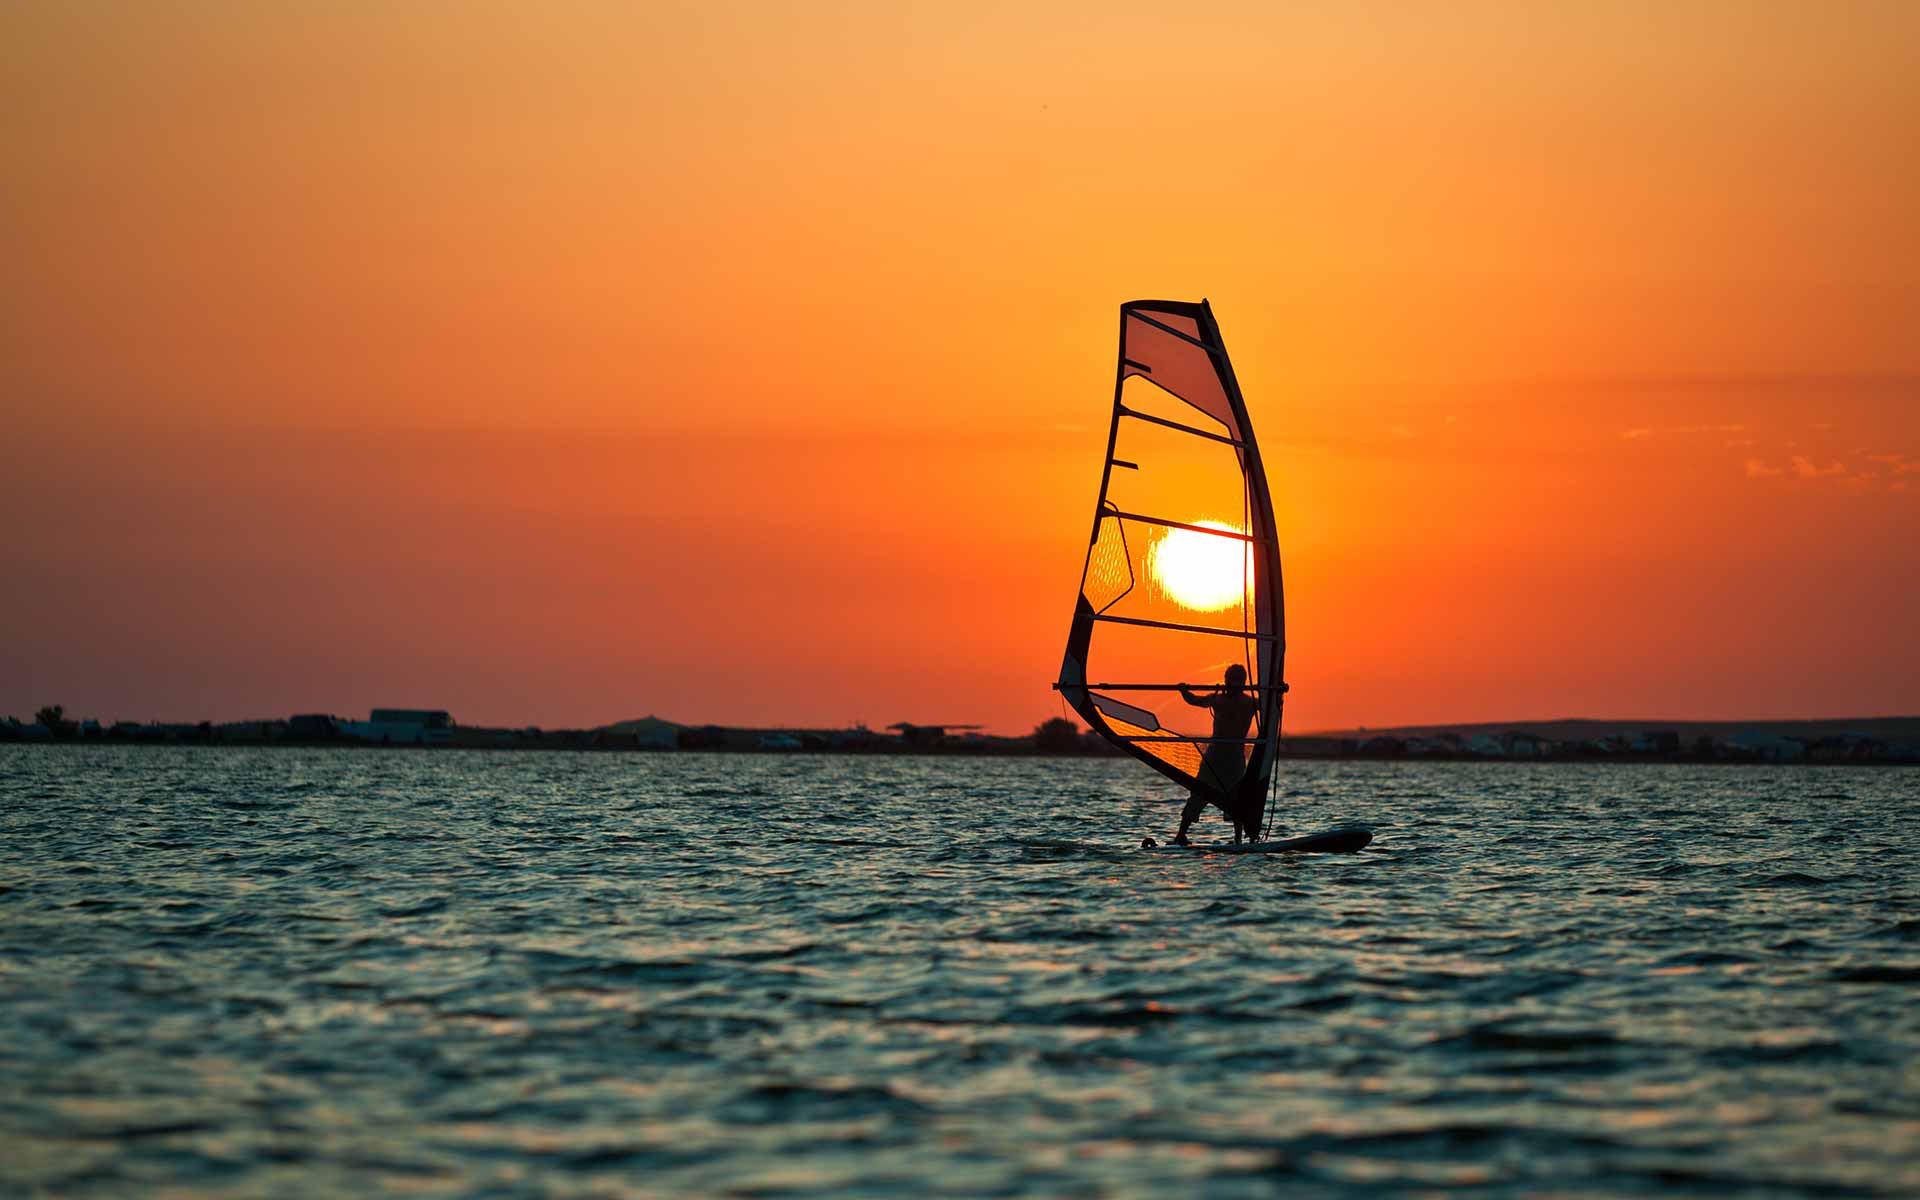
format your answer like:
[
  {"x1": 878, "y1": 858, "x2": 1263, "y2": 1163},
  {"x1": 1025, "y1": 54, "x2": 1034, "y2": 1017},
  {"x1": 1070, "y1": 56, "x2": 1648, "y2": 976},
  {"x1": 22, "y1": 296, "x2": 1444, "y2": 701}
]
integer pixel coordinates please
[
  {"x1": 1281, "y1": 736, "x2": 1357, "y2": 757},
  {"x1": 601, "y1": 715, "x2": 680, "y2": 749},
  {"x1": 287, "y1": 714, "x2": 344, "y2": 741},
  {"x1": 340, "y1": 709, "x2": 454, "y2": 746},
  {"x1": 449, "y1": 725, "x2": 519, "y2": 750},
  {"x1": 1808, "y1": 732, "x2": 1888, "y2": 762},
  {"x1": 1722, "y1": 731, "x2": 1805, "y2": 761},
  {"x1": 216, "y1": 720, "x2": 284, "y2": 743},
  {"x1": 1504, "y1": 732, "x2": 1550, "y2": 758},
  {"x1": 831, "y1": 725, "x2": 882, "y2": 750},
  {"x1": 888, "y1": 722, "x2": 983, "y2": 749},
  {"x1": 678, "y1": 725, "x2": 760, "y2": 751}
]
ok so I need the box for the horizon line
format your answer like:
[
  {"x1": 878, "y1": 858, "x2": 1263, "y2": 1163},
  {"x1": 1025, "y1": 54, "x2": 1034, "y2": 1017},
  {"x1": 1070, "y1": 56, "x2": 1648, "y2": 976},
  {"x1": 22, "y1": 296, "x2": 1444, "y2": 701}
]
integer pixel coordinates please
[{"x1": 11, "y1": 707, "x2": 1920, "y2": 737}]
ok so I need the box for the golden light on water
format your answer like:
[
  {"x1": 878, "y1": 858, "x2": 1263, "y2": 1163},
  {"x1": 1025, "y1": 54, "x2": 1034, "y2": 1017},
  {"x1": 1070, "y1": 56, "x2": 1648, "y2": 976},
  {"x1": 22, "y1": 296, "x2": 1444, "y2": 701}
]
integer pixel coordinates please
[{"x1": 1149, "y1": 522, "x2": 1249, "y2": 612}]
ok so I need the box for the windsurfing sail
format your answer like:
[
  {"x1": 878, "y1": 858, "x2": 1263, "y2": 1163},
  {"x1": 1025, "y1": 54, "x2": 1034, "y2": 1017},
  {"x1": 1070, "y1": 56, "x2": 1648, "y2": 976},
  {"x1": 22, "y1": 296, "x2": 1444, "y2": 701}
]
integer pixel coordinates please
[{"x1": 1055, "y1": 299, "x2": 1286, "y2": 833}]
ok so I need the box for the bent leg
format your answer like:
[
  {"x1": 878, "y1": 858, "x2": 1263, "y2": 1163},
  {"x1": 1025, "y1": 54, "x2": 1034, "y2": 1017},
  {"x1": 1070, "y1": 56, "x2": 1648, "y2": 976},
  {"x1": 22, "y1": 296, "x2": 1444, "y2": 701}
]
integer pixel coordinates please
[{"x1": 1173, "y1": 789, "x2": 1209, "y2": 845}]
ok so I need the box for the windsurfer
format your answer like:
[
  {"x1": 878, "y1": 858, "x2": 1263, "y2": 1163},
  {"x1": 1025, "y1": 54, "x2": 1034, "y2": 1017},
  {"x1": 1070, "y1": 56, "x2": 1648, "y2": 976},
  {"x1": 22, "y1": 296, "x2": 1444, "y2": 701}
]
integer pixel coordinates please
[{"x1": 1171, "y1": 665, "x2": 1261, "y2": 845}]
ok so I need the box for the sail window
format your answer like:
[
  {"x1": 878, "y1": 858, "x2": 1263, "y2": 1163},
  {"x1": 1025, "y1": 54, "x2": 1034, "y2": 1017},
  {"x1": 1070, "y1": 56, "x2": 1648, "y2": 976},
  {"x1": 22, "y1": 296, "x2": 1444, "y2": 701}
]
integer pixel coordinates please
[
  {"x1": 1122, "y1": 313, "x2": 1238, "y2": 432},
  {"x1": 1091, "y1": 693, "x2": 1160, "y2": 731}
]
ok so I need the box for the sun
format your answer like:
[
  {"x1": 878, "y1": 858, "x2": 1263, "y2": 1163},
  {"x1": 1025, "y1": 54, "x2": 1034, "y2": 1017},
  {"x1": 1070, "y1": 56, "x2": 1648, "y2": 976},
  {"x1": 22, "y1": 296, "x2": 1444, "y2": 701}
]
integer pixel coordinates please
[{"x1": 1149, "y1": 521, "x2": 1249, "y2": 611}]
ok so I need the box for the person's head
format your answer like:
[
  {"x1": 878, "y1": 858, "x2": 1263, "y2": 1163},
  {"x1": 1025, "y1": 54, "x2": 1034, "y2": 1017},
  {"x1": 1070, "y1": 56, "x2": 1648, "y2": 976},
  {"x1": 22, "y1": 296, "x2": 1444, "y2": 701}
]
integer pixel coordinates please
[{"x1": 1223, "y1": 664, "x2": 1247, "y2": 693}]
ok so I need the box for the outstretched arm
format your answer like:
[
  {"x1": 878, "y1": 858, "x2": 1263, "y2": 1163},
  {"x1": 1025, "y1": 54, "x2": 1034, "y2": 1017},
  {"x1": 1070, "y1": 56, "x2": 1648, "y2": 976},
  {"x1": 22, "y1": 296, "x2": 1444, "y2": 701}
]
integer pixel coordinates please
[{"x1": 1178, "y1": 684, "x2": 1213, "y2": 708}]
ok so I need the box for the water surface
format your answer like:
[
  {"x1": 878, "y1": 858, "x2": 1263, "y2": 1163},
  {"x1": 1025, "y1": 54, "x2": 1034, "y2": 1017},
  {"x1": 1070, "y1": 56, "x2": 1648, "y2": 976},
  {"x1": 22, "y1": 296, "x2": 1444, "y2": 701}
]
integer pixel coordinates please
[{"x1": 2, "y1": 748, "x2": 1916, "y2": 1196}]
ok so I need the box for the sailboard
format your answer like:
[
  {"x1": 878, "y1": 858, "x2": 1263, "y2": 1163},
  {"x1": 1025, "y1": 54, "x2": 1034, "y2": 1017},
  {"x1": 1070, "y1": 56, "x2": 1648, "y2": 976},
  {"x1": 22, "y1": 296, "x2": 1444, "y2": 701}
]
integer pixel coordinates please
[
  {"x1": 1055, "y1": 299, "x2": 1328, "y2": 846},
  {"x1": 1142, "y1": 827, "x2": 1374, "y2": 855}
]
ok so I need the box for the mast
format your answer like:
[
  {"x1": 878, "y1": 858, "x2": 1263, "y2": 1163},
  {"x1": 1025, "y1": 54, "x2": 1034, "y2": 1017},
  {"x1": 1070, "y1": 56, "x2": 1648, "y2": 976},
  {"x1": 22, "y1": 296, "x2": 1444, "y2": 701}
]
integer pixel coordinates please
[{"x1": 1195, "y1": 300, "x2": 1286, "y2": 834}]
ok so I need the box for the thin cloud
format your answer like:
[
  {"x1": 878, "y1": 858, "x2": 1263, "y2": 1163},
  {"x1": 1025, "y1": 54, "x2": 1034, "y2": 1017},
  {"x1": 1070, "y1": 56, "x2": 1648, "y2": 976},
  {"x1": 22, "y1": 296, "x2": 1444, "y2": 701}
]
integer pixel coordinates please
[
  {"x1": 1749, "y1": 450, "x2": 1920, "y2": 492},
  {"x1": 1515, "y1": 371, "x2": 1920, "y2": 397},
  {"x1": 1792, "y1": 456, "x2": 1849, "y2": 479},
  {"x1": 1622, "y1": 424, "x2": 1747, "y2": 440}
]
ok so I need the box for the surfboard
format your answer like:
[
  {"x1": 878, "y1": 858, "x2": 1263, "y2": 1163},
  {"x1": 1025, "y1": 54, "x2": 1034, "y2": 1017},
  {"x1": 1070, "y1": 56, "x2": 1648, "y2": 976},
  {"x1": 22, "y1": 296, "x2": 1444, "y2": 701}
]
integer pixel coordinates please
[{"x1": 1142, "y1": 826, "x2": 1372, "y2": 854}]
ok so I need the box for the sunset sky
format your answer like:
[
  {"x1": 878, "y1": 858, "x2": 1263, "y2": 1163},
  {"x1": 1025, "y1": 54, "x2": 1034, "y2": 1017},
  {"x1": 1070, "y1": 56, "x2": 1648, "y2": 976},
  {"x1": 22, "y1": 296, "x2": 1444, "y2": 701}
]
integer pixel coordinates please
[{"x1": 4, "y1": 3, "x2": 1917, "y2": 733}]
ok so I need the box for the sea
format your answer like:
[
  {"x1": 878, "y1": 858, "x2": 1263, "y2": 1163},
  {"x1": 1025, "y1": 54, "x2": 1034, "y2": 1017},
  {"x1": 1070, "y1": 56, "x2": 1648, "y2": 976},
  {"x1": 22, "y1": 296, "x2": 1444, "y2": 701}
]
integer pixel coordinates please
[{"x1": 2, "y1": 747, "x2": 1916, "y2": 1198}]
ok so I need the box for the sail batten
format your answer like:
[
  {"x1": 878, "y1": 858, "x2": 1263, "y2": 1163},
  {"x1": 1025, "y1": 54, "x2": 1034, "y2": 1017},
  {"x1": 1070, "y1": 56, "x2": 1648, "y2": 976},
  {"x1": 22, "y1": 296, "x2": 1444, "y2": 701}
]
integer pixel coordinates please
[
  {"x1": 1090, "y1": 613, "x2": 1279, "y2": 640},
  {"x1": 1115, "y1": 736, "x2": 1269, "y2": 744},
  {"x1": 1124, "y1": 309, "x2": 1218, "y2": 351},
  {"x1": 1117, "y1": 406, "x2": 1246, "y2": 447},
  {"x1": 1057, "y1": 300, "x2": 1286, "y2": 832},
  {"x1": 1064, "y1": 683, "x2": 1289, "y2": 692},
  {"x1": 1106, "y1": 510, "x2": 1270, "y2": 542}
]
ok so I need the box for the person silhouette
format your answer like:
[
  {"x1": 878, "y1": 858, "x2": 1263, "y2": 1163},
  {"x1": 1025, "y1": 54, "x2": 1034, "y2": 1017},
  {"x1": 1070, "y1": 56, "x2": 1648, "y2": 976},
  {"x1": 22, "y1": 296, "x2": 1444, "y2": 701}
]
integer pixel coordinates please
[{"x1": 1171, "y1": 664, "x2": 1262, "y2": 845}]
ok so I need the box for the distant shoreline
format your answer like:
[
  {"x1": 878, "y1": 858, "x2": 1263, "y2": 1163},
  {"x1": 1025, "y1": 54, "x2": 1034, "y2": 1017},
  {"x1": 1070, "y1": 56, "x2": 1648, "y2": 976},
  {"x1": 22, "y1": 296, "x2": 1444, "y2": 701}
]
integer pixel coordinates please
[
  {"x1": 1299, "y1": 716, "x2": 1920, "y2": 743},
  {"x1": 5, "y1": 736, "x2": 1916, "y2": 767},
  {"x1": 7, "y1": 712, "x2": 1917, "y2": 765}
]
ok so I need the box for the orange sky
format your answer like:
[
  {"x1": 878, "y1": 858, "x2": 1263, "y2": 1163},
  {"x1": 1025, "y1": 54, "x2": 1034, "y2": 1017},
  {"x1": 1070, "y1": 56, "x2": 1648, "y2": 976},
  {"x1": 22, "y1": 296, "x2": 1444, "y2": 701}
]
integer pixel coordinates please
[{"x1": 4, "y1": 3, "x2": 1917, "y2": 732}]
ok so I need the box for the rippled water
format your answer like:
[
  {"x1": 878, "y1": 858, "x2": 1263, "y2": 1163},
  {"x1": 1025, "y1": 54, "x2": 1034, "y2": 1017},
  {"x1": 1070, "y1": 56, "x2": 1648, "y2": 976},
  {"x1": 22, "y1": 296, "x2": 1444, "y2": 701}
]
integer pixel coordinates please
[{"x1": 2, "y1": 747, "x2": 1917, "y2": 1197}]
